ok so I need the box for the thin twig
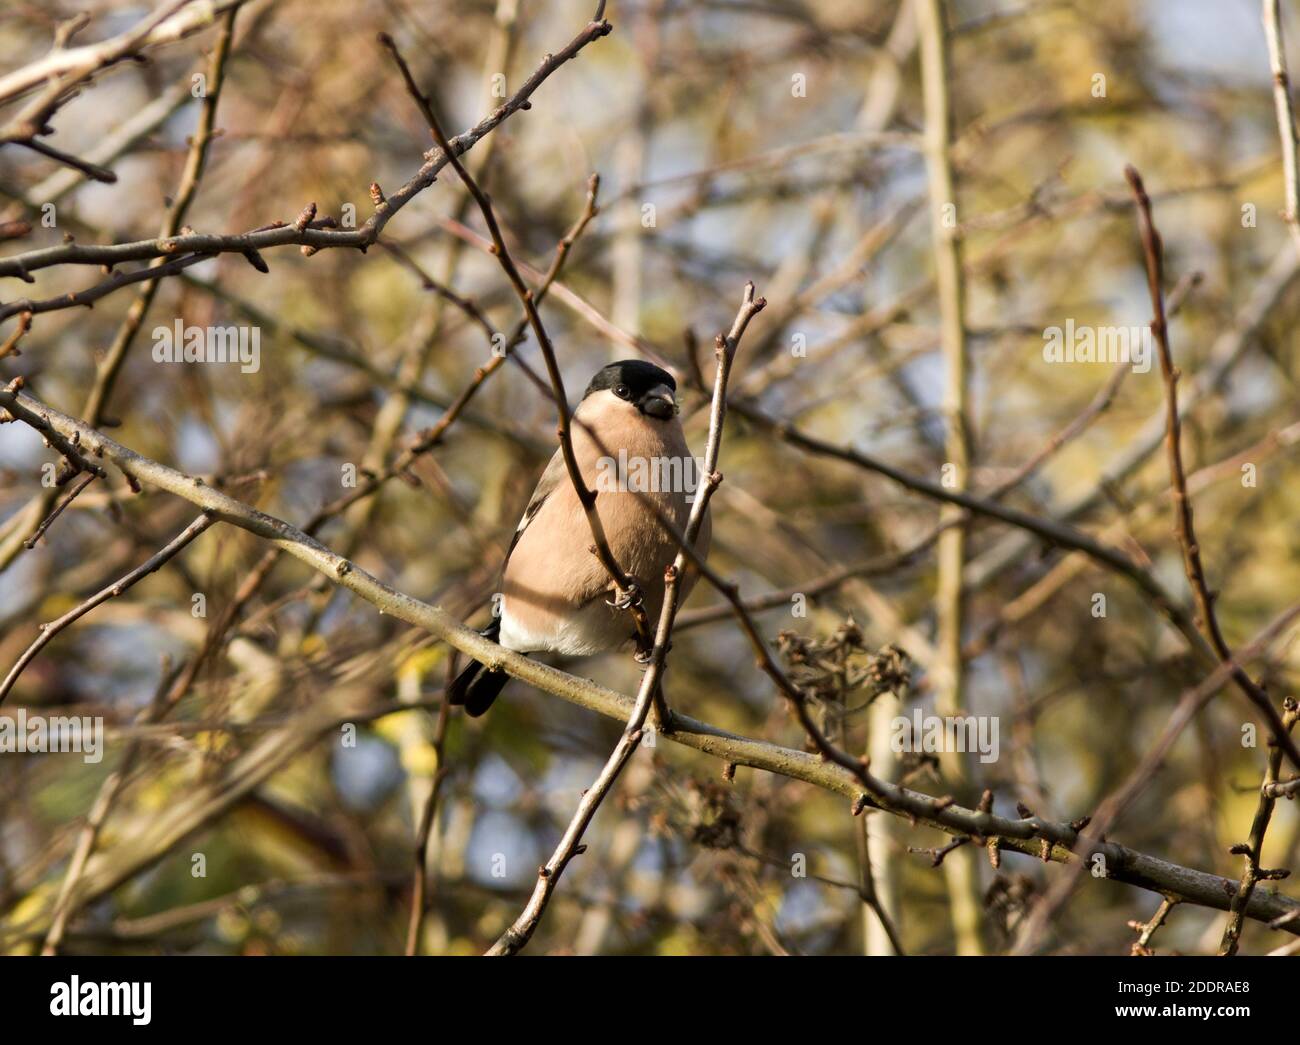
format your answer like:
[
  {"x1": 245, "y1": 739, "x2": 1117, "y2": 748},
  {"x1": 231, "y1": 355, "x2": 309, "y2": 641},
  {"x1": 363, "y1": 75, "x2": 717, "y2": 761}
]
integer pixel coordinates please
[
  {"x1": 1218, "y1": 697, "x2": 1298, "y2": 956},
  {"x1": 1126, "y1": 164, "x2": 1300, "y2": 771},
  {"x1": 917, "y1": 0, "x2": 981, "y2": 954},
  {"x1": 22, "y1": 471, "x2": 95, "y2": 549},
  {"x1": 14, "y1": 138, "x2": 117, "y2": 184},
  {"x1": 41, "y1": 658, "x2": 179, "y2": 955},
  {"x1": 0, "y1": 513, "x2": 215, "y2": 705},
  {"x1": 378, "y1": 30, "x2": 654, "y2": 652},
  {"x1": 0, "y1": 15, "x2": 615, "y2": 322},
  {"x1": 1263, "y1": 0, "x2": 1300, "y2": 254},
  {"x1": 731, "y1": 397, "x2": 1209, "y2": 660},
  {"x1": 1011, "y1": 601, "x2": 1300, "y2": 954},
  {"x1": 1129, "y1": 897, "x2": 1178, "y2": 956},
  {"x1": 405, "y1": 663, "x2": 453, "y2": 956},
  {"x1": 485, "y1": 283, "x2": 765, "y2": 956}
]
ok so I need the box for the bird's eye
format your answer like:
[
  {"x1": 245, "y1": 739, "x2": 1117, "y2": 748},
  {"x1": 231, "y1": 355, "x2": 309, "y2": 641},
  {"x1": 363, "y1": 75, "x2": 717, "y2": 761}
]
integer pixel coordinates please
[{"x1": 614, "y1": 384, "x2": 631, "y2": 399}]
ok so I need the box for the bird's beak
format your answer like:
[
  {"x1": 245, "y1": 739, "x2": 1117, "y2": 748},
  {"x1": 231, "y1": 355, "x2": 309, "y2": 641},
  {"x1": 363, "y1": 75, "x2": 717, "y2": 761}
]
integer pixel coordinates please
[{"x1": 640, "y1": 384, "x2": 677, "y2": 420}]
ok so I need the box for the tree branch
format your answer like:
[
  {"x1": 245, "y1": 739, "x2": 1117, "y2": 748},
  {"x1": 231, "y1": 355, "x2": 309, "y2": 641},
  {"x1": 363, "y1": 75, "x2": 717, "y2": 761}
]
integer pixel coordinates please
[
  {"x1": 1126, "y1": 163, "x2": 1300, "y2": 771},
  {"x1": 486, "y1": 282, "x2": 765, "y2": 955},
  {"x1": 2, "y1": 385, "x2": 1297, "y2": 942}
]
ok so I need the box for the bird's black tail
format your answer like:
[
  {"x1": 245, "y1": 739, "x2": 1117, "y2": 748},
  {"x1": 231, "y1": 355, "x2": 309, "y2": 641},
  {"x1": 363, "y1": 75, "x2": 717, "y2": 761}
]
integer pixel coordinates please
[{"x1": 448, "y1": 618, "x2": 513, "y2": 717}]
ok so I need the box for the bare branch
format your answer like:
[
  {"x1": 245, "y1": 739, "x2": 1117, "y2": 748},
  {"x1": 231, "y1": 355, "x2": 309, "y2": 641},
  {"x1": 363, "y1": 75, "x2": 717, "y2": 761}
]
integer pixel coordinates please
[
  {"x1": 486, "y1": 282, "x2": 765, "y2": 956},
  {"x1": 1, "y1": 387, "x2": 1297, "y2": 943}
]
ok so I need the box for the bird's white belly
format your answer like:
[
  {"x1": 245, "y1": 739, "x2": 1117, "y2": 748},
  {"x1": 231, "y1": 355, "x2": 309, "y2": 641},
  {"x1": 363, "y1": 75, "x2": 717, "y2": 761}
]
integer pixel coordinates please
[{"x1": 498, "y1": 592, "x2": 646, "y2": 656}]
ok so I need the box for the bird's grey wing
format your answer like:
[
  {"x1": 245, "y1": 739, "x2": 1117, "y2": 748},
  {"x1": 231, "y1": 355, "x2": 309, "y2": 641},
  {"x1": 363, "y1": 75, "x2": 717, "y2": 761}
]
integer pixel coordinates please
[{"x1": 504, "y1": 445, "x2": 568, "y2": 563}]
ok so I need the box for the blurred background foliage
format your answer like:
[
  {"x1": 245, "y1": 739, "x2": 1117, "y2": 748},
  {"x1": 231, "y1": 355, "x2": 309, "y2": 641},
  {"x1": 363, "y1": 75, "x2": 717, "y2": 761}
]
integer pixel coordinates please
[{"x1": 0, "y1": 0, "x2": 1297, "y2": 955}]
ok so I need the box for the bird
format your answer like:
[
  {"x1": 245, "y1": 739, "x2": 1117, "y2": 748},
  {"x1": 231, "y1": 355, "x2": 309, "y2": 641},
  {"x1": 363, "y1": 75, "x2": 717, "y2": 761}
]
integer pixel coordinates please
[{"x1": 449, "y1": 359, "x2": 710, "y2": 716}]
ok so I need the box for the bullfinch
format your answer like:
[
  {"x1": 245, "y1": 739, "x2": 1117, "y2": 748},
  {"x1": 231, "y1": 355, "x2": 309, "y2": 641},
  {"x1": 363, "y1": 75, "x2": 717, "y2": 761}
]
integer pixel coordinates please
[{"x1": 449, "y1": 359, "x2": 710, "y2": 716}]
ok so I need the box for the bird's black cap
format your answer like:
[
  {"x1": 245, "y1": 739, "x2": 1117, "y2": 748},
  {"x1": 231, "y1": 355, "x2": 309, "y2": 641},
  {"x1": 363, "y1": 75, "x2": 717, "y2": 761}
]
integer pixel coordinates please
[{"x1": 582, "y1": 359, "x2": 676, "y2": 401}]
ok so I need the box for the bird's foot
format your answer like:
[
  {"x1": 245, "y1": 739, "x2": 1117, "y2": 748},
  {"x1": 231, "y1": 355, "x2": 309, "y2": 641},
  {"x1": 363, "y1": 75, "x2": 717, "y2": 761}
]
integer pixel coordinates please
[
  {"x1": 607, "y1": 580, "x2": 643, "y2": 611},
  {"x1": 634, "y1": 640, "x2": 669, "y2": 664}
]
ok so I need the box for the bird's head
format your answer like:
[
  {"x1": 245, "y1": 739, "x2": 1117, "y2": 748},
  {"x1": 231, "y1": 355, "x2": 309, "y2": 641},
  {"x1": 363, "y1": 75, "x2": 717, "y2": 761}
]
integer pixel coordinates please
[{"x1": 581, "y1": 359, "x2": 678, "y2": 420}]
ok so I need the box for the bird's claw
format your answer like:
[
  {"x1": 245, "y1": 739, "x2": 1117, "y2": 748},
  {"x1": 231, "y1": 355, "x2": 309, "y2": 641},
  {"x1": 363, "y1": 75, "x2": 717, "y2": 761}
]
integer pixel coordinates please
[
  {"x1": 633, "y1": 640, "x2": 669, "y2": 664},
  {"x1": 607, "y1": 580, "x2": 643, "y2": 611}
]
